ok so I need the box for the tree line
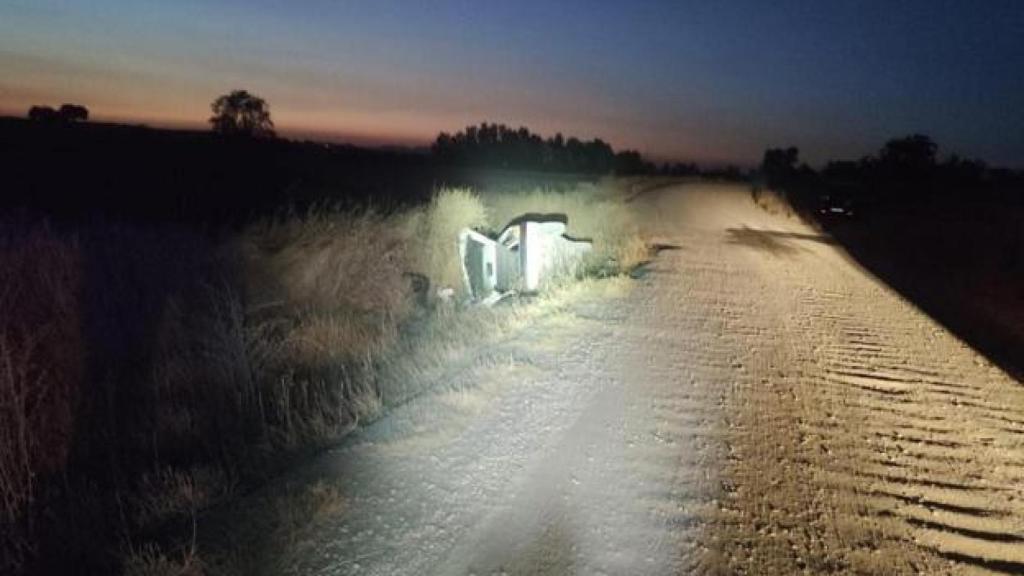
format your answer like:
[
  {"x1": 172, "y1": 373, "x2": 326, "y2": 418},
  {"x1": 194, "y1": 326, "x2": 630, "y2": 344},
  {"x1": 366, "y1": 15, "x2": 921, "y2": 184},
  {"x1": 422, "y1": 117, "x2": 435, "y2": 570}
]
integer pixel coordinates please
[
  {"x1": 431, "y1": 122, "x2": 662, "y2": 175},
  {"x1": 27, "y1": 103, "x2": 89, "y2": 123},
  {"x1": 760, "y1": 134, "x2": 1023, "y2": 213},
  {"x1": 25, "y1": 90, "x2": 741, "y2": 178},
  {"x1": 25, "y1": 89, "x2": 277, "y2": 137}
]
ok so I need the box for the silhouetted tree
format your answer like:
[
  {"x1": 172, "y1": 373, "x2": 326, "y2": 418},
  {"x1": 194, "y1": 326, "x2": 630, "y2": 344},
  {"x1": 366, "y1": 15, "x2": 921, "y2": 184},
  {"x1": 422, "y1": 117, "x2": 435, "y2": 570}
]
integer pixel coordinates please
[
  {"x1": 879, "y1": 134, "x2": 937, "y2": 171},
  {"x1": 874, "y1": 134, "x2": 939, "y2": 195},
  {"x1": 57, "y1": 103, "x2": 89, "y2": 122},
  {"x1": 660, "y1": 161, "x2": 699, "y2": 176},
  {"x1": 939, "y1": 154, "x2": 987, "y2": 191},
  {"x1": 27, "y1": 105, "x2": 58, "y2": 122},
  {"x1": 764, "y1": 133, "x2": 1023, "y2": 220},
  {"x1": 761, "y1": 146, "x2": 800, "y2": 189},
  {"x1": 209, "y1": 90, "x2": 275, "y2": 138},
  {"x1": 704, "y1": 164, "x2": 749, "y2": 181},
  {"x1": 28, "y1": 103, "x2": 89, "y2": 123},
  {"x1": 614, "y1": 150, "x2": 654, "y2": 175},
  {"x1": 822, "y1": 160, "x2": 864, "y2": 183}
]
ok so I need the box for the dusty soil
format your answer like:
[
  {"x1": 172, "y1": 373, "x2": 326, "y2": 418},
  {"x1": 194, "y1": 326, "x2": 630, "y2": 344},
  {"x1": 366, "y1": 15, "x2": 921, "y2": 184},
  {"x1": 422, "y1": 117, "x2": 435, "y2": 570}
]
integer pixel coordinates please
[
  {"x1": 207, "y1": 183, "x2": 1024, "y2": 575},
  {"x1": 824, "y1": 200, "x2": 1024, "y2": 383}
]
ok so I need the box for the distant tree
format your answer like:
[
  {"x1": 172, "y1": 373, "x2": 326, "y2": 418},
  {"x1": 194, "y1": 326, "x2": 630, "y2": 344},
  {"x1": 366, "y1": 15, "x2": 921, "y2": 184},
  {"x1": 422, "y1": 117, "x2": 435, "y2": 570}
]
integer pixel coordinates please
[
  {"x1": 432, "y1": 131, "x2": 456, "y2": 163},
  {"x1": 761, "y1": 146, "x2": 800, "y2": 189},
  {"x1": 28, "y1": 103, "x2": 89, "y2": 123},
  {"x1": 875, "y1": 134, "x2": 939, "y2": 194},
  {"x1": 585, "y1": 138, "x2": 616, "y2": 173},
  {"x1": 879, "y1": 134, "x2": 937, "y2": 172},
  {"x1": 209, "y1": 89, "x2": 275, "y2": 138},
  {"x1": 564, "y1": 136, "x2": 584, "y2": 171},
  {"x1": 939, "y1": 154, "x2": 987, "y2": 191},
  {"x1": 822, "y1": 160, "x2": 863, "y2": 183},
  {"x1": 614, "y1": 150, "x2": 655, "y2": 175},
  {"x1": 27, "y1": 105, "x2": 58, "y2": 122},
  {"x1": 721, "y1": 165, "x2": 745, "y2": 181},
  {"x1": 660, "y1": 161, "x2": 699, "y2": 177},
  {"x1": 57, "y1": 103, "x2": 89, "y2": 122}
]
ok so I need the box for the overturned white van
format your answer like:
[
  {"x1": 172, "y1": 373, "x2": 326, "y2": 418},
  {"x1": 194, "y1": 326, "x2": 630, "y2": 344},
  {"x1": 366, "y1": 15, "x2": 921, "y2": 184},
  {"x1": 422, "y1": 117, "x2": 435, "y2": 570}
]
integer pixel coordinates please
[{"x1": 458, "y1": 213, "x2": 592, "y2": 302}]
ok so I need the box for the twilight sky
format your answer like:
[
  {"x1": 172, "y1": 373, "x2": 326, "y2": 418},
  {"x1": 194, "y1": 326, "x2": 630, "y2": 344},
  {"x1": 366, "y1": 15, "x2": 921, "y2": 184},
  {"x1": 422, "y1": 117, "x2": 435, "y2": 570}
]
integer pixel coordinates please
[{"x1": 2, "y1": 0, "x2": 1022, "y2": 166}]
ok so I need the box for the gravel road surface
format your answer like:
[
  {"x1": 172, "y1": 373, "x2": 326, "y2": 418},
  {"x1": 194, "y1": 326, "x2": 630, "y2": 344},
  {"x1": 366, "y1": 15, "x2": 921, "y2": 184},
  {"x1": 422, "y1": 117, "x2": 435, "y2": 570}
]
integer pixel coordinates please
[{"x1": 272, "y1": 183, "x2": 1024, "y2": 575}]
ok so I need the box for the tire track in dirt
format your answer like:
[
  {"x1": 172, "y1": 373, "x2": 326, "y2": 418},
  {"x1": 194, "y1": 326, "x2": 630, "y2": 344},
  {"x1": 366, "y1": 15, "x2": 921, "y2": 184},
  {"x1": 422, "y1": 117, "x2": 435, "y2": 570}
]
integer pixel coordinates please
[
  {"x1": 806, "y1": 291, "x2": 1024, "y2": 574},
  {"x1": 708, "y1": 184, "x2": 1024, "y2": 575}
]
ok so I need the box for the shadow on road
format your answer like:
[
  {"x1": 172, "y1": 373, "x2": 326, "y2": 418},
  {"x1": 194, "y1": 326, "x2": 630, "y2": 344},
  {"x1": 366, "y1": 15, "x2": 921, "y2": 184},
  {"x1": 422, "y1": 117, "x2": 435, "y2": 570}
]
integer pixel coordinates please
[
  {"x1": 823, "y1": 204, "x2": 1024, "y2": 382},
  {"x1": 728, "y1": 208, "x2": 1024, "y2": 383},
  {"x1": 726, "y1": 226, "x2": 836, "y2": 256}
]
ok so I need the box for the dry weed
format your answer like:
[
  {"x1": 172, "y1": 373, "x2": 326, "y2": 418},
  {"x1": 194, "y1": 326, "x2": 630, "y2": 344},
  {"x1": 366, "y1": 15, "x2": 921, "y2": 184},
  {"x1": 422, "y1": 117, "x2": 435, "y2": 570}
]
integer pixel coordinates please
[
  {"x1": 403, "y1": 187, "x2": 489, "y2": 295},
  {"x1": 198, "y1": 477, "x2": 346, "y2": 576},
  {"x1": 131, "y1": 467, "x2": 229, "y2": 529},
  {"x1": 0, "y1": 224, "x2": 82, "y2": 572},
  {"x1": 122, "y1": 542, "x2": 204, "y2": 576},
  {"x1": 243, "y1": 208, "x2": 413, "y2": 317}
]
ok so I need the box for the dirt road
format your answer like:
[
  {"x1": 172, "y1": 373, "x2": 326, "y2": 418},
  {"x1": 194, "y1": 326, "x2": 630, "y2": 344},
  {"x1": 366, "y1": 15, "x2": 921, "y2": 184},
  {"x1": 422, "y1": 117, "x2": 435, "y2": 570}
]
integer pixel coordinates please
[{"x1": 274, "y1": 183, "x2": 1024, "y2": 575}]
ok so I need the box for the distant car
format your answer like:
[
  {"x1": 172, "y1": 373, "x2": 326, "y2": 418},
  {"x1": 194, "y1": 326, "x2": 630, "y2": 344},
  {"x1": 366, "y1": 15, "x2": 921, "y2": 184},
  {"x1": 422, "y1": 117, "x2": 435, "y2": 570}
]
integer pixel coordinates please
[
  {"x1": 819, "y1": 204, "x2": 854, "y2": 217},
  {"x1": 816, "y1": 194, "x2": 857, "y2": 221}
]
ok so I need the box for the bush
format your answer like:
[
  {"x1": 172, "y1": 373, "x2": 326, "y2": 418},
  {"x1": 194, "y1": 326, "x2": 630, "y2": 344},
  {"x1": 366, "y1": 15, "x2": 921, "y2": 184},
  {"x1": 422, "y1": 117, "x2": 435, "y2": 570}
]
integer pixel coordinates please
[{"x1": 0, "y1": 224, "x2": 82, "y2": 572}]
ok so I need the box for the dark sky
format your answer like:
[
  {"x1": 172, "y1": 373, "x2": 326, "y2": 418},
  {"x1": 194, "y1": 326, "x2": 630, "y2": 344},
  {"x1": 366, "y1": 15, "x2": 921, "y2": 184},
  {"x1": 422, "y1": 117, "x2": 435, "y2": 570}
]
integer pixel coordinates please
[{"x1": 2, "y1": 0, "x2": 1022, "y2": 166}]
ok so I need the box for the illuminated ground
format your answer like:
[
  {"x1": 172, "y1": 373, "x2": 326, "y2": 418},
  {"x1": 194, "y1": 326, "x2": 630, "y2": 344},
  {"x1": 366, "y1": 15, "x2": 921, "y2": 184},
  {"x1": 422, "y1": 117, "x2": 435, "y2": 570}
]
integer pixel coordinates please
[{"x1": 221, "y1": 183, "x2": 1024, "y2": 575}]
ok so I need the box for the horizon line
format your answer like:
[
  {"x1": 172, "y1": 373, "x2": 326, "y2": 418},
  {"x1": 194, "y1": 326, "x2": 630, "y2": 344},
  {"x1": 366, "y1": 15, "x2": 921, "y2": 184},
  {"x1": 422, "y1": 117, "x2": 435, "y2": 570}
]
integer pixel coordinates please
[{"x1": 0, "y1": 109, "x2": 753, "y2": 168}]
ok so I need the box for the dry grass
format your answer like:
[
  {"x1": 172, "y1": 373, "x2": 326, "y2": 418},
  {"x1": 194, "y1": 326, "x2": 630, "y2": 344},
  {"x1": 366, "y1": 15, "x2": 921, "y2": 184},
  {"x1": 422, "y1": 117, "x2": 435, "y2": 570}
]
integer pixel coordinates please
[
  {"x1": 0, "y1": 224, "x2": 82, "y2": 573},
  {"x1": 130, "y1": 467, "x2": 228, "y2": 529},
  {"x1": 122, "y1": 543, "x2": 204, "y2": 576},
  {"x1": 234, "y1": 188, "x2": 492, "y2": 443},
  {"x1": 270, "y1": 480, "x2": 346, "y2": 546},
  {"x1": 243, "y1": 209, "x2": 413, "y2": 318},
  {"x1": 0, "y1": 178, "x2": 647, "y2": 574},
  {"x1": 404, "y1": 188, "x2": 489, "y2": 296},
  {"x1": 197, "y1": 478, "x2": 346, "y2": 576},
  {"x1": 233, "y1": 210, "x2": 409, "y2": 448}
]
